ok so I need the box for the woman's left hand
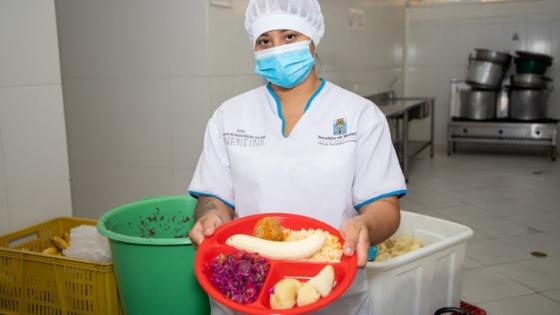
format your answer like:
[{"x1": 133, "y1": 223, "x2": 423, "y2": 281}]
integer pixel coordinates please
[{"x1": 340, "y1": 216, "x2": 370, "y2": 268}]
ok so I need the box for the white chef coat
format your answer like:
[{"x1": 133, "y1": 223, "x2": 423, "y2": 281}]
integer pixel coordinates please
[{"x1": 189, "y1": 79, "x2": 406, "y2": 315}]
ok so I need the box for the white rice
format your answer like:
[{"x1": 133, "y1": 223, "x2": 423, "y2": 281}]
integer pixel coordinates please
[{"x1": 283, "y1": 228, "x2": 342, "y2": 263}]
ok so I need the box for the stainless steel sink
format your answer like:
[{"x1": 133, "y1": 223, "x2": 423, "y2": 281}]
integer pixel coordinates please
[
  {"x1": 405, "y1": 98, "x2": 432, "y2": 120},
  {"x1": 367, "y1": 91, "x2": 433, "y2": 120},
  {"x1": 365, "y1": 90, "x2": 436, "y2": 181}
]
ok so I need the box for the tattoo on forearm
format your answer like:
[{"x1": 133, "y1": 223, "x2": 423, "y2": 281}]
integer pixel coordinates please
[{"x1": 195, "y1": 199, "x2": 218, "y2": 220}]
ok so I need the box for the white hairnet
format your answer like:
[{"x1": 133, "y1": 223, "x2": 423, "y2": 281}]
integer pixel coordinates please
[{"x1": 245, "y1": 0, "x2": 325, "y2": 47}]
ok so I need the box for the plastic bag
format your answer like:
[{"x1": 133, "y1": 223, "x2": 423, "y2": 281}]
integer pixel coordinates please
[{"x1": 63, "y1": 225, "x2": 112, "y2": 263}]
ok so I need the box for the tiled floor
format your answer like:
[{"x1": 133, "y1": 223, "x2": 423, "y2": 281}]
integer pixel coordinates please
[{"x1": 401, "y1": 149, "x2": 560, "y2": 315}]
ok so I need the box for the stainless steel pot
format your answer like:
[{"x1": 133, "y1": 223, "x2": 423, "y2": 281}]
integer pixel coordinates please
[
  {"x1": 516, "y1": 50, "x2": 554, "y2": 66},
  {"x1": 496, "y1": 89, "x2": 509, "y2": 119},
  {"x1": 510, "y1": 74, "x2": 551, "y2": 89},
  {"x1": 508, "y1": 87, "x2": 552, "y2": 120},
  {"x1": 466, "y1": 59, "x2": 505, "y2": 88},
  {"x1": 459, "y1": 88, "x2": 498, "y2": 120},
  {"x1": 474, "y1": 49, "x2": 511, "y2": 65}
]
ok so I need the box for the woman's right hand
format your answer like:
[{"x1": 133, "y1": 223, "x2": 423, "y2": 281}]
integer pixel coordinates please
[
  {"x1": 188, "y1": 210, "x2": 225, "y2": 247},
  {"x1": 188, "y1": 196, "x2": 234, "y2": 247}
]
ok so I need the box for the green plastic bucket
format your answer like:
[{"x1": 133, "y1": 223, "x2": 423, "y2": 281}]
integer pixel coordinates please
[{"x1": 97, "y1": 195, "x2": 210, "y2": 315}]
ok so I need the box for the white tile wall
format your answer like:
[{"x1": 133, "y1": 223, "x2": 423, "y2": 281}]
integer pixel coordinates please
[
  {"x1": 166, "y1": 0, "x2": 210, "y2": 77},
  {"x1": 477, "y1": 20, "x2": 506, "y2": 53},
  {"x1": 373, "y1": 8, "x2": 406, "y2": 68},
  {"x1": 0, "y1": 138, "x2": 9, "y2": 234},
  {"x1": 170, "y1": 78, "x2": 211, "y2": 170},
  {"x1": 57, "y1": 0, "x2": 406, "y2": 218},
  {"x1": 457, "y1": 21, "x2": 480, "y2": 66},
  {"x1": 174, "y1": 167, "x2": 195, "y2": 196},
  {"x1": 313, "y1": 0, "x2": 343, "y2": 73},
  {"x1": 63, "y1": 78, "x2": 174, "y2": 168},
  {"x1": 207, "y1": 0, "x2": 407, "y2": 96},
  {"x1": 434, "y1": 67, "x2": 465, "y2": 144},
  {"x1": 56, "y1": 0, "x2": 217, "y2": 217},
  {"x1": 55, "y1": 0, "x2": 168, "y2": 77},
  {"x1": 0, "y1": 0, "x2": 61, "y2": 87},
  {"x1": 406, "y1": 66, "x2": 458, "y2": 143},
  {"x1": 70, "y1": 163, "x2": 175, "y2": 219},
  {"x1": 208, "y1": 1, "x2": 254, "y2": 76},
  {"x1": 56, "y1": 1, "x2": 212, "y2": 217},
  {"x1": 526, "y1": 16, "x2": 553, "y2": 55},
  {"x1": 551, "y1": 17, "x2": 560, "y2": 63},
  {"x1": 0, "y1": 1, "x2": 71, "y2": 232},
  {"x1": 206, "y1": 0, "x2": 406, "y2": 94},
  {"x1": 0, "y1": 86, "x2": 71, "y2": 230},
  {"x1": 405, "y1": 67, "x2": 437, "y2": 97},
  {"x1": 209, "y1": 76, "x2": 235, "y2": 112},
  {"x1": 440, "y1": 23, "x2": 463, "y2": 67},
  {"x1": 501, "y1": 16, "x2": 527, "y2": 54},
  {"x1": 232, "y1": 75, "x2": 265, "y2": 96},
  {"x1": 408, "y1": 22, "x2": 442, "y2": 67},
  {"x1": 345, "y1": 7, "x2": 404, "y2": 70},
  {"x1": 406, "y1": 1, "x2": 560, "y2": 146},
  {"x1": 56, "y1": 0, "x2": 213, "y2": 78},
  {"x1": 406, "y1": 66, "x2": 438, "y2": 140}
]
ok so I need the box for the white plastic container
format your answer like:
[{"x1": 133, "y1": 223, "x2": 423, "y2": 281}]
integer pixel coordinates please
[{"x1": 366, "y1": 211, "x2": 473, "y2": 315}]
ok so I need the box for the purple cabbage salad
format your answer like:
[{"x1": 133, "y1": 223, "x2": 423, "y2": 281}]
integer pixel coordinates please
[{"x1": 206, "y1": 252, "x2": 270, "y2": 304}]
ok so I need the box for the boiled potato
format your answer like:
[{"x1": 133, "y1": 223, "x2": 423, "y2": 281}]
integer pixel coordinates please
[
  {"x1": 297, "y1": 283, "x2": 320, "y2": 307},
  {"x1": 270, "y1": 279, "x2": 301, "y2": 310}
]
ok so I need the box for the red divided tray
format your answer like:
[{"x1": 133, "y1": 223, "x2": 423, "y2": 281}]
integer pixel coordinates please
[{"x1": 194, "y1": 213, "x2": 357, "y2": 315}]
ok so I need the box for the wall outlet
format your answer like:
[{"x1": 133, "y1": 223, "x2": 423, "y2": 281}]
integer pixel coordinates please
[
  {"x1": 355, "y1": 9, "x2": 365, "y2": 31},
  {"x1": 211, "y1": 0, "x2": 233, "y2": 8},
  {"x1": 348, "y1": 8, "x2": 365, "y2": 31}
]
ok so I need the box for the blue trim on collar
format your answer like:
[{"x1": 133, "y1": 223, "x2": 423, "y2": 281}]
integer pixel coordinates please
[
  {"x1": 304, "y1": 78, "x2": 326, "y2": 112},
  {"x1": 354, "y1": 189, "x2": 407, "y2": 210},
  {"x1": 266, "y1": 83, "x2": 285, "y2": 137},
  {"x1": 265, "y1": 78, "x2": 326, "y2": 138},
  {"x1": 188, "y1": 190, "x2": 235, "y2": 209}
]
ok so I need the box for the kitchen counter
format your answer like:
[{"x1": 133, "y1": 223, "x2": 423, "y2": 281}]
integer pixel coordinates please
[
  {"x1": 366, "y1": 92, "x2": 435, "y2": 181},
  {"x1": 375, "y1": 98, "x2": 431, "y2": 119}
]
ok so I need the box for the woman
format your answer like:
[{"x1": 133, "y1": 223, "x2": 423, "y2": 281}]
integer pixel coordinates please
[{"x1": 188, "y1": 0, "x2": 406, "y2": 314}]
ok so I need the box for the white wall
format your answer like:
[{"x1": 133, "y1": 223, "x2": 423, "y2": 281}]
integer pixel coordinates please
[
  {"x1": 207, "y1": 0, "x2": 406, "y2": 108},
  {"x1": 56, "y1": 0, "x2": 406, "y2": 218},
  {"x1": 56, "y1": 0, "x2": 211, "y2": 218},
  {"x1": 405, "y1": 0, "x2": 560, "y2": 145},
  {"x1": 320, "y1": 1, "x2": 406, "y2": 96},
  {"x1": 0, "y1": 0, "x2": 72, "y2": 233}
]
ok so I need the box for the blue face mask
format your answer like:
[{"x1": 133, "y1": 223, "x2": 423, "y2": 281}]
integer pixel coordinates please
[{"x1": 254, "y1": 40, "x2": 315, "y2": 89}]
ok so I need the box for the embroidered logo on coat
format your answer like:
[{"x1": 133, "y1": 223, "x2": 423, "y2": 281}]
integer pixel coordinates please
[
  {"x1": 333, "y1": 117, "x2": 347, "y2": 135},
  {"x1": 318, "y1": 117, "x2": 356, "y2": 146},
  {"x1": 223, "y1": 131, "x2": 266, "y2": 147}
]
